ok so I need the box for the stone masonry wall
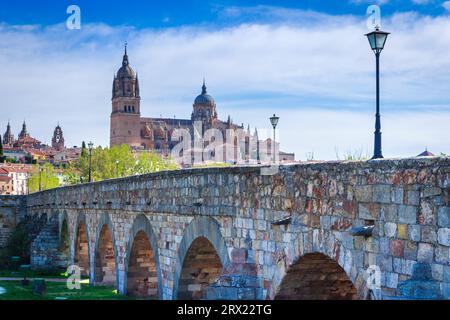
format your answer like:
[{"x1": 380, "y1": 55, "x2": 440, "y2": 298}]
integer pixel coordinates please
[
  {"x1": 0, "y1": 195, "x2": 27, "y2": 248},
  {"x1": 24, "y1": 157, "x2": 450, "y2": 300}
]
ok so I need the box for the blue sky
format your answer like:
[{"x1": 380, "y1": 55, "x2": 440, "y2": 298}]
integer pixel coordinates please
[
  {"x1": 1, "y1": 1, "x2": 450, "y2": 160},
  {"x1": 1, "y1": 0, "x2": 449, "y2": 27}
]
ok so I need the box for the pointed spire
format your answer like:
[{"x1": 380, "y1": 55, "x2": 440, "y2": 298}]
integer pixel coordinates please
[
  {"x1": 201, "y1": 78, "x2": 207, "y2": 95},
  {"x1": 122, "y1": 41, "x2": 129, "y2": 66}
]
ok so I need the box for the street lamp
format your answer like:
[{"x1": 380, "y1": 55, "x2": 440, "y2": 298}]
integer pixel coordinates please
[
  {"x1": 38, "y1": 165, "x2": 42, "y2": 192},
  {"x1": 115, "y1": 160, "x2": 119, "y2": 178},
  {"x1": 270, "y1": 114, "x2": 279, "y2": 164},
  {"x1": 365, "y1": 27, "x2": 389, "y2": 159},
  {"x1": 88, "y1": 141, "x2": 94, "y2": 182}
]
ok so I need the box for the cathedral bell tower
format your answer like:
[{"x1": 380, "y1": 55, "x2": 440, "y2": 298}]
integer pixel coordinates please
[
  {"x1": 191, "y1": 80, "x2": 217, "y2": 131},
  {"x1": 110, "y1": 44, "x2": 141, "y2": 148},
  {"x1": 52, "y1": 124, "x2": 65, "y2": 151}
]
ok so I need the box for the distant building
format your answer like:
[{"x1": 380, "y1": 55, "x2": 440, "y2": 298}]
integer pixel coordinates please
[
  {"x1": 0, "y1": 164, "x2": 31, "y2": 195},
  {"x1": 13, "y1": 121, "x2": 42, "y2": 149},
  {"x1": 3, "y1": 122, "x2": 14, "y2": 146},
  {"x1": 417, "y1": 149, "x2": 435, "y2": 157},
  {"x1": 1, "y1": 122, "x2": 79, "y2": 165}
]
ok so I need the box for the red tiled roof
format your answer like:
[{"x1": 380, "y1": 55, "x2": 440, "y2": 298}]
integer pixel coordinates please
[
  {"x1": 417, "y1": 150, "x2": 435, "y2": 157},
  {"x1": 0, "y1": 176, "x2": 12, "y2": 182}
]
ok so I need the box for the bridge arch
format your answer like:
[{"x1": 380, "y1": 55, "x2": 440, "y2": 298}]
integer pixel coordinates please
[
  {"x1": 173, "y1": 216, "x2": 231, "y2": 300},
  {"x1": 73, "y1": 213, "x2": 91, "y2": 277},
  {"x1": 123, "y1": 214, "x2": 162, "y2": 299},
  {"x1": 93, "y1": 213, "x2": 119, "y2": 288},
  {"x1": 273, "y1": 230, "x2": 369, "y2": 300}
]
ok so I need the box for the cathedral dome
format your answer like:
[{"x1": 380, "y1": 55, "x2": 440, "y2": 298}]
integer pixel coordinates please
[
  {"x1": 117, "y1": 64, "x2": 135, "y2": 79},
  {"x1": 194, "y1": 81, "x2": 215, "y2": 106},
  {"x1": 117, "y1": 45, "x2": 136, "y2": 79}
]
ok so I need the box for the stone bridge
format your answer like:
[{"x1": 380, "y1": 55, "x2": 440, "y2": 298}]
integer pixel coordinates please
[{"x1": 4, "y1": 157, "x2": 450, "y2": 300}]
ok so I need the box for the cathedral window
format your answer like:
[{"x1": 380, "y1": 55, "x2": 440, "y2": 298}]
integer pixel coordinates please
[{"x1": 132, "y1": 106, "x2": 135, "y2": 112}]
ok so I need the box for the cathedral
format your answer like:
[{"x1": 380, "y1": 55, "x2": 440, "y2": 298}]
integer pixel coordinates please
[
  {"x1": 2, "y1": 121, "x2": 65, "y2": 151},
  {"x1": 110, "y1": 46, "x2": 295, "y2": 163}
]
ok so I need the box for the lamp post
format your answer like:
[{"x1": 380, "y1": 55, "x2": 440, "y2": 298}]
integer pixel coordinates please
[
  {"x1": 270, "y1": 114, "x2": 279, "y2": 164},
  {"x1": 115, "y1": 160, "x2": 119, "y2": 178},
  {"x1": 365, "y1": 27, "x2": 389, "y2": 159},
  {"x1": 88, "y1": 141, "x2": 93, "y2": 182},
  {"x1": 38, "y1": 165, "x2": 42, "y2": 192}
]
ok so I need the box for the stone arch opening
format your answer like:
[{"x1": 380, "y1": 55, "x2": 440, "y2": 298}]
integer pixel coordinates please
[
  {"x1": 177, "y1": 236, "x2": 223, "y2": 300},
  {"x1": 58, "y1": 218, "x2": 70, "y2": 267},
  {"x1": 74, "y1": 221, "x2": 90, "y2": 277},
  {"x1": 95, "y1": 224, "x2": 116, "y2": 286},
  {"x1": 275, "y1": 253, "x2": 358, "y2": 300},
  {"x1": 126, "y1": 230, "x2": 158, "y2": 298}
]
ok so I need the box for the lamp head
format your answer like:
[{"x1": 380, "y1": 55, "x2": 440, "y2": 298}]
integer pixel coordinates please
[
  {"x1": 270, "y1": 114, "x2": 279, "y2": 129},
  {"x1": 365, "y1": 28, "x2": 390, "y2": 54}
]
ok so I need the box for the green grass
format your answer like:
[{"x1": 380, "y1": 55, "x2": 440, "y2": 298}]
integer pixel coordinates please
[
  {"x1": 0, "y1": 281, "x2": 134, "y2": 300},
  {"x1": 0, "y1": 269, "x2": 70, "y2": 279}
]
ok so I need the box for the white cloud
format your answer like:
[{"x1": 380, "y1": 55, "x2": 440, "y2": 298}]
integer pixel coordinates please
[
  {"x1": 350, "y1": 0, "x2": 390, "y2": 4},
  {"x1": 443, "y1": 1, "x2": 450, "y2": 11},
  {"x1": 0, "y1": 10, "x2": 449, "y2": 160},
  {"x1": 412, "y1": 0, "x2": 433, "y2": 4}
]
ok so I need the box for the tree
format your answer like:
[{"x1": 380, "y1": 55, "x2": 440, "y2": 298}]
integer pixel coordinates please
[
  {"x1": 81, "y1": 141, "x2": 87, "y2": 158},
  {"x1": 0, "y1": 134, "x2": 4, "y2": 163},
  {"x1": 64, "y1": 144, "x2": 179, "y2": 184},
  {"x1": 28, "y1": 163, "x2": 60, "y2": 193}
]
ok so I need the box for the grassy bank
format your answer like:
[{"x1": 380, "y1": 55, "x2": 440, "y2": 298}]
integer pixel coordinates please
[{"x1": 0, "y1": 280, "x2": 134, "y2": 300}]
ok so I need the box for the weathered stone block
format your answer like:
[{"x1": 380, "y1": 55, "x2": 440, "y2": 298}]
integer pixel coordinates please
[
  {"x1": 437, "y1": 228, "x2": 450, "y2": 246},
  {"x1": 398, "y1": 205, "x2": 417, "y2": 224},
  {"x1": 417, "y1": 243, "x2": 434, "y2": 263},
  {"x1": 397, "y1": 224, "x2": 408, "y2": 240},
  {"x1": 391, "y1": 187, "x2": 404, "y2": 205},
  {"x1": 406, "y1": 190, "x2": 420, "y2": 206},
  {"x1": 385, "y1": 272, "x2": 398, "y2": 289},
  {"x1": 437, "y1": 207, "x2": 450, "y2": 227},
  {"x1": 373, "y1": 185, "x2": 391, "y2": 204},
  {"x1": 390, "y1": 240, "x2": 404, "y2": 258},
  {"x1": 421, "y1": 226, "x2": 437, "y2": 243},
  {"x1": 408, "y1": 225, "x2": 421, "y2": 242},
  {"x1": 404, "y1": 241, "x2": 418, "y2": 261},
  {"x1": 431, "y1": 264, "x2": 444, "y2": 281},
  {"x1": 354, "y1": 185, "x2": 372, "y2": 202},
  {"x1": 434, "y1": 245, "x2": 449, "y2": 264},
  {"x1": 422, "y1": 186, "x2": 442, "y2": 198},
  {"x1": 384, "y1": 222, "x2": 397, "y2": 238}
]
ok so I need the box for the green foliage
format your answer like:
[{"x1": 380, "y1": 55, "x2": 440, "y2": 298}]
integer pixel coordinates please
[
  {"x1": 81, "y1": 141, "x2": 87, "y2": 158},
  {"x1": 1, "y1": 224, "x2": 31, "y2": 267},
  {"x1": 192, "y1": 162, "x2": 232, "y2": 168},
  {"x1": 4, "y1": 158, "x2": 17, "y2": 163},
  {"x1": 67, "y1": 144, "x2": 178, "y2": 183},
  {"x1": 28, "y1": 163, "x2": 60, "y2": 193},
  {"x1": 335, "y1": 147, "x2": 369, "y2": 161}
]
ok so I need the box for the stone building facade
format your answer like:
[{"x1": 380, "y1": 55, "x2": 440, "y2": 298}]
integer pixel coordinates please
[{"x1": 109, "y1": 47, "x2": 293, "y2": 163}]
